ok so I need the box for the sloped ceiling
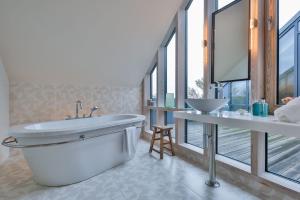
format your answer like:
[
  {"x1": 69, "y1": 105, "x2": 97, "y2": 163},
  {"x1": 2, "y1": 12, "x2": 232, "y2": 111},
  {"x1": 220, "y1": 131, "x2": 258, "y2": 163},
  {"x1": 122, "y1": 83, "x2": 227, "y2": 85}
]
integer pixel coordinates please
[{"x1": 0, "y1": 0, "x2": 183, "y2": 87}]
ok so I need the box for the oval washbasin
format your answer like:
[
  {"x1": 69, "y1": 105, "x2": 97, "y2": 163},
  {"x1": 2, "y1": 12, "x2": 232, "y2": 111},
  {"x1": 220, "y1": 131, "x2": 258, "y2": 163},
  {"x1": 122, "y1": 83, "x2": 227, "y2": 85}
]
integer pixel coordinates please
[{"x1": 185, "y1": 99, "x2": 229, "y2": 113}]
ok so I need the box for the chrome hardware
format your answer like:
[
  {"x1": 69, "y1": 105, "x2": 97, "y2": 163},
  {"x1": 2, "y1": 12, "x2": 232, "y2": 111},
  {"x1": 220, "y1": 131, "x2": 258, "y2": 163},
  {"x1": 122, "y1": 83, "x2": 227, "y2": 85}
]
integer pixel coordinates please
[
  {"x1": 75, "y1": 100, "x2": 83, "y2": 118},
  {"x1": 89, "y1": 106, "x2": 99, "y2": 117},
  {"x1": 210, "y1": 82, "x2": 224, "y2": 99},
  {"x1": 205, "y1": 124, "x2": 220, "y2": 187}
]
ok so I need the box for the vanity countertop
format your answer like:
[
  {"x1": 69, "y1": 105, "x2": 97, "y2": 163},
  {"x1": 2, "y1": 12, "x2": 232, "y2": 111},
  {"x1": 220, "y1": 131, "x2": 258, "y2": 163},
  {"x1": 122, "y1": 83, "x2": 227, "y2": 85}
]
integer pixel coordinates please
[{"x1": 174, "y1": 111, "x2": 300, "y2": 138}]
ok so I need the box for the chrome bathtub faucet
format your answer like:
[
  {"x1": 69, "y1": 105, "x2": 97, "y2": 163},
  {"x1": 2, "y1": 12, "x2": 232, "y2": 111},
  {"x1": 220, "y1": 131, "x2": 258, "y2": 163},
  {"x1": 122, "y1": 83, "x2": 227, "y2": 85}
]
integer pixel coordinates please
[
  {"x1": 75, "y1": 100, "x2": 83, "y2": 119},
  {"x1": 89, "y1": 106, "x2": 99, "y2": 117}
]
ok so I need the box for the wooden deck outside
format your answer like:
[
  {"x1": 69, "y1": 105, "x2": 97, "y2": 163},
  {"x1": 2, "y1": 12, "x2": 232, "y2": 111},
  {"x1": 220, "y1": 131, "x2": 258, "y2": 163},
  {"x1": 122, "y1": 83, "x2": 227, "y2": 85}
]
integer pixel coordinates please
[{"x1": 173, "y1": 121, "x2": 300, "y2": 182}]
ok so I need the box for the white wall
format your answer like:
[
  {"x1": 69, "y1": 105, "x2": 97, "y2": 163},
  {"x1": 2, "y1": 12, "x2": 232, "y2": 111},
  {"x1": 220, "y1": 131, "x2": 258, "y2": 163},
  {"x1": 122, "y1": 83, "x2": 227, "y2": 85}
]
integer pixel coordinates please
[
  {"x1": 0, "y1": 0, "x2": 183, "y2": 87},
  {"x1": 0, "y1": 57, "x2": 9, "y2": 163}
]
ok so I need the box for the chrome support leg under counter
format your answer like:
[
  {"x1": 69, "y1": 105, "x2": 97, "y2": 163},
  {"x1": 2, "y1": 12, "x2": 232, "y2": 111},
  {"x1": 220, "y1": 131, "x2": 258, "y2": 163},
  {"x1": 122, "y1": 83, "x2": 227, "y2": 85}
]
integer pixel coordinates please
[{"x1": 205, "y1": 123, "x2": 220, "y2": 188}]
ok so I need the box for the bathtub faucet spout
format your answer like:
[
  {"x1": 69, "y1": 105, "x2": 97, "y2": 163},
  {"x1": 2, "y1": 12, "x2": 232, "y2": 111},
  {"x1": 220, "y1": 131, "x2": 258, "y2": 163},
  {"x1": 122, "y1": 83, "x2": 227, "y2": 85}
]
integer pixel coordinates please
[
  {"x1": 75, "y1": 100, "x2": 83, "y2": 119},
  {"x1": 89, "y1": 106, "x2": 99, "y2": 117}
]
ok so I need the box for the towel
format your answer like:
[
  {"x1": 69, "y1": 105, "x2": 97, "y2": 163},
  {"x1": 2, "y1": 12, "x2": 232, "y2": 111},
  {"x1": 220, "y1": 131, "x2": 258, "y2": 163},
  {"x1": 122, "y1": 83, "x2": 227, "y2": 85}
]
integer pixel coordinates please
[
  {"x1": 124, "y1": 127, "x2": 139, "y2": 159},
  {"x1": 274, "y1": 97, "x2": 300, "y2": 123}
]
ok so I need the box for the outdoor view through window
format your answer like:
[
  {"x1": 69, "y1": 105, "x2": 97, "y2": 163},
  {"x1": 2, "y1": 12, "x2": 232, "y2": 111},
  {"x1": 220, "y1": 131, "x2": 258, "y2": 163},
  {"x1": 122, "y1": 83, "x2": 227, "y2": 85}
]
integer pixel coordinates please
[
  {"x1": 267, "y1": 0, "x2": 300, "y2": 183},
  {"x1": 185, "y1": 0, "x2": 205, "y2": 148},
  {"x1": 165, "y1": 33, "x2": 176, "y2": 138}
]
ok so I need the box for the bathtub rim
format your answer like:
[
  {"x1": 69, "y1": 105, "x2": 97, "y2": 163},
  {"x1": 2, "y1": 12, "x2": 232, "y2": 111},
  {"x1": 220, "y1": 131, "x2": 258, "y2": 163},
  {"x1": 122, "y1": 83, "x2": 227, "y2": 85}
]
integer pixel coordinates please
[{"x1": 9, "y1": 114, "x2": 145, "y2": 138}]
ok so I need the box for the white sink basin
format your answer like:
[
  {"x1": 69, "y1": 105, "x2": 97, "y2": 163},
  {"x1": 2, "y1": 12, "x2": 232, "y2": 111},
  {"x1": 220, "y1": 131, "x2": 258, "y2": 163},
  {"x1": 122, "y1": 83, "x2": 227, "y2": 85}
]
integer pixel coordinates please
[{"x1": 185, "y1": 99, "x2": 229, "y2": 113}]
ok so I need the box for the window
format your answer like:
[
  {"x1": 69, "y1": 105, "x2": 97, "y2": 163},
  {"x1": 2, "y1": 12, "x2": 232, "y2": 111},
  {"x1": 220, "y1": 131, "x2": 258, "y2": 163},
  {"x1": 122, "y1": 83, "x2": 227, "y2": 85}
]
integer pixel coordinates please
[
  {"x1": 165, "y1": 32, "x2": 177, "y2": 108},
  {"x1": 216, "y1": 0, "x2": 236, "y2": 10},
  {"x1": 277, "y1": 0, "x2": 300, "y2": 103},
  {"x1": 266, "y1": 134, "x2": 300, "y2": 183},
  {"x1": 165, "y1": 111, "x2": 176, "y2": 138},
  {"x1": 185, "y1": 0, "x2": 205, "y2": 148},
  {"x1": 164, "y1": 32, "x2": 177, "y2": 138},
  {"x1": 217, "y1": 81, "x2": 251, "y2": 165},
  {"x1": 150, "y1": 66, "x2": 157, "y2": 130},
  {"x1": 266, "y1": 0, "x2": 300, "y2": 183},
  {"x1": 150, "y1": 110, "x2": 157, "y2": 130},
  {"x1": 223, "y1": 81, "x2": 251, "y2": 111},
  {"x1": 150, "y1": 66, "x2": 157, "y2": 101}
]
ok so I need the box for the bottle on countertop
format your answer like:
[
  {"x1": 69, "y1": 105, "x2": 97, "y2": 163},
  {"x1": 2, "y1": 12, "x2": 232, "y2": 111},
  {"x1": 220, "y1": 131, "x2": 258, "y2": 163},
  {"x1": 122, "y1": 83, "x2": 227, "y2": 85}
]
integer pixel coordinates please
[
  {"x1": 252, "y1": 100, "x2": 262, "y2": 116},
  {"x1": 260, "y1": 99, "x2": 269, "y2": 117},
  {"x1": 252, "y1": 99, "x2": 269, "y2": 117}
]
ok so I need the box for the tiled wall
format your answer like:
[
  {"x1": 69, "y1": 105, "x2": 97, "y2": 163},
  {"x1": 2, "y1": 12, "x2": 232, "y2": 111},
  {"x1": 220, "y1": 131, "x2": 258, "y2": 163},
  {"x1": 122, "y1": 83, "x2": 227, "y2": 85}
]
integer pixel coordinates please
[{"x1": 10, "y1": 82, "x2": 142, "y2": 125}]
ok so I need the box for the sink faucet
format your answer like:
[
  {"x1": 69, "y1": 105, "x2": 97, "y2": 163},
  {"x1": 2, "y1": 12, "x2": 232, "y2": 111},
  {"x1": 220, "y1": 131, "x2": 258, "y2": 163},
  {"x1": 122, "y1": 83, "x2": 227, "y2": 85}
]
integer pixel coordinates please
[
  {"x1": 210, "y1": 82, "x2": 224, "y2": 99},
  {"x1": 75, "y1": 100, "x2": 82, "y2": 118},
  {"x1": 89, "y1": 106, "x2": 99, "y2": 117}
]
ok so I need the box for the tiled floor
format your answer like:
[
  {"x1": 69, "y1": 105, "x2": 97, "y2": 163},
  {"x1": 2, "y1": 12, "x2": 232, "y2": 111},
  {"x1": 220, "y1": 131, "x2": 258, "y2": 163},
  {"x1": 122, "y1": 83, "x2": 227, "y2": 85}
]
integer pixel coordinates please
[{"x1": 0, "y1": 140, "x2": 260, "y2": 200}]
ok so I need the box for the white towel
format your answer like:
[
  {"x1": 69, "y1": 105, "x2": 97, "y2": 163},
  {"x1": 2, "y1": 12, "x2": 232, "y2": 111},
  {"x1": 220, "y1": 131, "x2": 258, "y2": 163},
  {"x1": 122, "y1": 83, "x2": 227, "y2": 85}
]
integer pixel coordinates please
[
  {"x1": 274, "y1": 97, "x2": 300, "y2": 123},
  {"x1": 124, "y1": 127, "x2": 139, "y2": 159}
]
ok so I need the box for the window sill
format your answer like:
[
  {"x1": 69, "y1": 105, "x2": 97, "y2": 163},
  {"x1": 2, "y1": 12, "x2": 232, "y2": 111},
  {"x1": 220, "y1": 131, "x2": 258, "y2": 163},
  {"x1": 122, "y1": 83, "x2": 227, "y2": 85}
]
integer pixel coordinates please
[
  {"x1": 259, "y1": 172, "x2": 300, "y2": 193},
  {"x1": 178, "y1": 143, "x2": 204, "y2": 154},
  {"x1": 216, "y1": 154, "x2": 251, "y2": 173}
]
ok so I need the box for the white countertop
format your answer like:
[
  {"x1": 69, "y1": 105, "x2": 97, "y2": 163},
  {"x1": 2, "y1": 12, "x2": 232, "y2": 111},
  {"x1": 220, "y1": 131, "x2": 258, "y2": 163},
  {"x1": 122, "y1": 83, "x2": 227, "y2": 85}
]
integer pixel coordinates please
[{"x1": 174, "y1": 111, "x2": 300, "y2": 138}]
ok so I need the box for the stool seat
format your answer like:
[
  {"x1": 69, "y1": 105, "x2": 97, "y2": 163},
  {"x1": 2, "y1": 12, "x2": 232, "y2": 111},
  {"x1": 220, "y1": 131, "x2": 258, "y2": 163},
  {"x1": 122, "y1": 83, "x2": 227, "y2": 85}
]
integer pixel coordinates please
[
  {"x1": 149, "y1": 125, "x2": 175, "y2": 159},
  {"x1": 152, "y1": 125, "x2": 173, "y2": 130}
]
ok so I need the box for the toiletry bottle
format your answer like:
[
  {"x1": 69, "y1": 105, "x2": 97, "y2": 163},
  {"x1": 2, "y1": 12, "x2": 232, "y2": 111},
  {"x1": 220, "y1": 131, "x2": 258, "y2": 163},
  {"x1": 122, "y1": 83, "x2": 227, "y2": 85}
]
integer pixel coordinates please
[
  {"x1": 260, "y1": 99, "x2": 269, "y2": 117},
  {"x1": 252, "y1": 100, "x2": 262, "y2": 116}
]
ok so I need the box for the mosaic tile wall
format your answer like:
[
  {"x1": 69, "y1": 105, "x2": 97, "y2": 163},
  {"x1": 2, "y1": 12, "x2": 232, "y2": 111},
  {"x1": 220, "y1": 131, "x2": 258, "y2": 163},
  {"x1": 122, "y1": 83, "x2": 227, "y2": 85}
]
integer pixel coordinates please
[{"x1": 9, "y1": 82, "x2": 142, "y2": 125}]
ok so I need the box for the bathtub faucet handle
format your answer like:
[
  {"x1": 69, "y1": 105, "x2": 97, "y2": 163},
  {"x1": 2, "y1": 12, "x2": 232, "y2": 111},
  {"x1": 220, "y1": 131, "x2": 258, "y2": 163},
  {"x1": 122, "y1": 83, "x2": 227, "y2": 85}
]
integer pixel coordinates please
[{"x1": 89, "y1": 106, "x2": 100, "y2": 117}]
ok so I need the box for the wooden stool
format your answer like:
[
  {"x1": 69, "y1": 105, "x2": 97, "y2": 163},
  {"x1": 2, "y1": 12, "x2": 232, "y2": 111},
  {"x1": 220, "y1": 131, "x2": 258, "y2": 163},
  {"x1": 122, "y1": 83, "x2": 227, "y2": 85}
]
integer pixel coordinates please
[{"x1": 149, "y1": 125, "x2": 175, "y2": 159}]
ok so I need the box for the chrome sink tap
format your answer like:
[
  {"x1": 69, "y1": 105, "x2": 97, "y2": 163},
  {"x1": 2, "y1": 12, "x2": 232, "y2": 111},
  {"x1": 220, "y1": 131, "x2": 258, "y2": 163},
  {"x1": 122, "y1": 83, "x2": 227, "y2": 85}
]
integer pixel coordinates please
[
  {"x1": 89, "y1": 106, "x2": 99, "y2": 117},
  {"x1": 75, "y1": 100, "x2": 83, "y2": 119},
  {"x1": 210, "y1": 82, "x2": 225, "y2": 99}
]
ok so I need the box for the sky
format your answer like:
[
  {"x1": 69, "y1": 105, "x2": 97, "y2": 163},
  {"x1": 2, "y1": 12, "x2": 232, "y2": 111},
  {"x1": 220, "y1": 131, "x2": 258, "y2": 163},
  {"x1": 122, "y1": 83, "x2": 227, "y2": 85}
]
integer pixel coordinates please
[
  {"x1": 279, "y1": 0, "x2": 300, "y2": 28},
  {"x1": 187, "y1": 0, "x2": 205, "y2": 98},
  {"x1": 166, "y1": 33, "x2": 176, "y2": 95}
]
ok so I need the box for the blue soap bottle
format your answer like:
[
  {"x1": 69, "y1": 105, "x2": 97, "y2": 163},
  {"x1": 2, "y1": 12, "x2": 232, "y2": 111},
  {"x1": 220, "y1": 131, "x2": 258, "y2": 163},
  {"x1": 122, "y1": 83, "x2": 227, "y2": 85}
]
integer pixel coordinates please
[
  {"x1": 252, "y1": 100, "x2": 262, "y2": 116},
  {"x1": 260, "y1": 99, "x2": 269, "y2": 117}
]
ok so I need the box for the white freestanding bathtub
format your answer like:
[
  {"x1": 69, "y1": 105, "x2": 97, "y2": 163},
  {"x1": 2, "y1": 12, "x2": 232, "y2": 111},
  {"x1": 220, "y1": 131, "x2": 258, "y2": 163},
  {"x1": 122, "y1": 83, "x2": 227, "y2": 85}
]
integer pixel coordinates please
[{"x1": 2, "y1": 114, "x2": 145, "y2": 186}]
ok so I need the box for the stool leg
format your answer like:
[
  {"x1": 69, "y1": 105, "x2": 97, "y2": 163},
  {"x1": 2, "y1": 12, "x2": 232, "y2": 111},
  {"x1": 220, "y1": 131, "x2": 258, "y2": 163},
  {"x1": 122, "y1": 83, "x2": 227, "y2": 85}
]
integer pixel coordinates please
[
  {"x1": 168, "y1": 130, "x2": 175, "y2": 156},
  {"x1": 160, "y1": 130, "x2": 164, "y2": 159},
  {"x1": 149, "y1": 128, "x2": 156, "y2": 153}
]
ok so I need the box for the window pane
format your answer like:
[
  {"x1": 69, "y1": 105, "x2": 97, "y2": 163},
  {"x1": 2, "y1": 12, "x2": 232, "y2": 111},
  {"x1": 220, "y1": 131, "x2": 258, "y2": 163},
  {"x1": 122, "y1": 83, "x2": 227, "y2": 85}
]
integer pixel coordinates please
[
  {"x1": 279, "y1": 0, "x2": 300, "y2": 29},
  {"x1": 270, "y1": 0, "x2": 300, "y2": 183},
  {"x1": 166, "y1": 33, "x2": 176, "y2": 108},
  {"x1": 185, "y1": 0, "x2": 205, "y2": 148},
  {"x1": 165, "y1": 111, "x2": 176, "y2": 138},
  {"x1": 267, "y1": 134, "x2": 300, "y2": 183},
  {"x1": 217, "y1": 81, "x2": 251, "y2": 165},
  {"x1": 150, "y1": 66, "x2": 157, "y2": 101},
  {"x1": 217, "y1": 0, "x2": 235, "y2": 10},
  {"x1": 186, "y1": 120, "x2": 204, "y2": 148},
  {"x1": 217, "y1": 126, "x2": 251, "y2": 165},
  {"x1": 277, "y1": 0, "x2": 300, "y2": 102},
  {"x1": 150, "y1": 109, "x2": 157, "y2": 131},
  {"x1": 278, "y1": 28, "x2": 295, "y2": 102},
  {"x1": 187, "y1": 0, "x2": 204, "y2": 99},
  {"x1": 222, "y1": 81, "x2": 251, "y2": 111}
]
